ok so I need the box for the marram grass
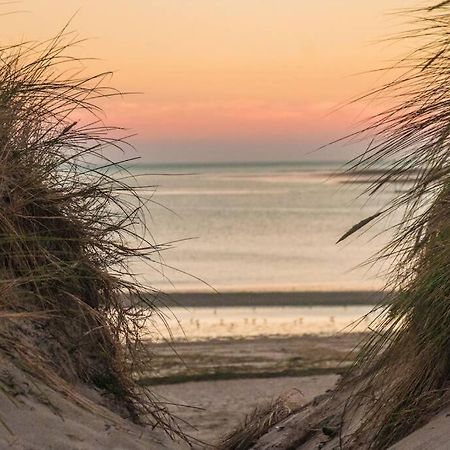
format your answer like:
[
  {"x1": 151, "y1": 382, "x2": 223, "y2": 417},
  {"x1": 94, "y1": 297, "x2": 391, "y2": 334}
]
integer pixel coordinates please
[
  {"x1": 337, "y1": 1, "x2": 450, "y2": 448},
  {"x1": 0, "y1": 30, "x2": 186, "y2": 440}
]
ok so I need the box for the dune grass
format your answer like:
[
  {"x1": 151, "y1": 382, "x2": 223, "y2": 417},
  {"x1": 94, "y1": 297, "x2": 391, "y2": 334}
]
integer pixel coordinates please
[
  {"x1": 219, "y1": 396, "x2": 297, "y2": 450},
  {"x1": 179, "y1": 2, "x2": 450, "y2": 449},
  {"x1": 334, "y1": 1, "x2": 450, "y2": 448},
  {"x1": 0, "y1": 30, "x2": 186, "y2": 440}
]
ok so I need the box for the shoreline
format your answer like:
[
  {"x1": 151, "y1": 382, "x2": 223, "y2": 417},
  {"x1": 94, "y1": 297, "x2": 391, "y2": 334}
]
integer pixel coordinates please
[{"x1": 154, "y1": 290, "x2": 383, "y2": 308}]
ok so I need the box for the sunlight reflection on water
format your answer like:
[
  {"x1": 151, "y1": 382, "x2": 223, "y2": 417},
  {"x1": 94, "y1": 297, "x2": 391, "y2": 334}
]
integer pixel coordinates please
[{"x1": 148, "y1": 305, "x2": 377, "y2": 341}]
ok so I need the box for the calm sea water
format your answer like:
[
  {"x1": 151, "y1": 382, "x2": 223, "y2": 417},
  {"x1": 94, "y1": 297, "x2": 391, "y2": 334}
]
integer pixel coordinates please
[
  {"x1": 127, "y1": 161, "x2": 398, "y2": 293},
  {"x1": 149, "y1": 305, "x2": 379, "y2": 341}
]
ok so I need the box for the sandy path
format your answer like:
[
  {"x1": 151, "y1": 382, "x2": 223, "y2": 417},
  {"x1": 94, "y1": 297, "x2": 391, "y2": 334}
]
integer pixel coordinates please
[{"x1": 153, "y1": 374, "x2": 339, "y2": 446}]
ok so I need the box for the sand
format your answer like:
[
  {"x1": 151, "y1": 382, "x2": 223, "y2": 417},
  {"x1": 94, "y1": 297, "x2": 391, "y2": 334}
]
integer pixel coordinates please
[
  {"x1": 0, "y1": 332, "x2": 361, "y2": 449},
  {"x1": 153, "y1": 374, "x2": 339, "y2": 446},
  {"x1": 239, "y1": 373, "x2": 450, "y2": 450},
  {"x1": 390, "y1": 407, "x2": 450, "y2": 449},
  {"x1": 0, "y1": 358, "x2": 173, "y2": 450},
  {"x1": 2, "y1": 338, "x2": 449, "y2": 449},
  {"x1": 145, "y1": 333, "x2": 364, "y2": 384},
  {"x1": 0, "y1": 357, "x2": 338, "y2": 450}
]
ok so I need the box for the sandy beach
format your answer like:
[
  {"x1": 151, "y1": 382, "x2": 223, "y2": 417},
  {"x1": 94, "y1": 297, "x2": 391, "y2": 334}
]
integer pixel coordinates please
[
  {"x1": 140, "y1": 332, "x2": 364, "y2": 445},
  {"x1": 142, "y1": 332, "x2": 364, "y2": 384},
  {"x1": 3, "y1": 0, "x2": 450, "y2": 447},
  {"x1": 154, "y1": 374, "x2": 339, "y2": 445},
  {"x1": 133, "y1": 292, "x2": 370, "y2": 445}
]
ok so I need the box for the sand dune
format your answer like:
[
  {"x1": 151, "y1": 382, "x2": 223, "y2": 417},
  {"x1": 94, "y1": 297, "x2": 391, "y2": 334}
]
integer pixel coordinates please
[{"x1": 0, "y1": 358, "x2": 176, "y2": 450}]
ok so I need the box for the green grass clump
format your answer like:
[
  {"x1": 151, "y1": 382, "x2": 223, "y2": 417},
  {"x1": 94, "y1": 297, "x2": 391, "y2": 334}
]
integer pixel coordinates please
[{"x1": 0, "y1": 30, "x2": 184, "y2": 440}]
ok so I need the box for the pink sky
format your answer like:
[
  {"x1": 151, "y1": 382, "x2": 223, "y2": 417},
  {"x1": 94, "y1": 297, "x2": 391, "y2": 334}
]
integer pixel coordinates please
[{"x1": 1, "y1": 0, "x2": 416, "y2": 162}]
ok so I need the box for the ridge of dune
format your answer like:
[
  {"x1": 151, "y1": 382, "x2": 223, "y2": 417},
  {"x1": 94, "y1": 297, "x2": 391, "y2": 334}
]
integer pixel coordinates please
[{"x1": 232, "y1": 381, "x2": 450, "y2": 450}]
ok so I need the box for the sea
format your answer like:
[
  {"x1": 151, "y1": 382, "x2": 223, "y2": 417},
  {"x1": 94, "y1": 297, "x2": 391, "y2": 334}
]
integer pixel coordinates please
[
  {"x1": 128, "y1": 161, "x2": 397, "y2": 293},
  {"x1": 125, "y1": 160, "x2": 399, "y2": 339}
]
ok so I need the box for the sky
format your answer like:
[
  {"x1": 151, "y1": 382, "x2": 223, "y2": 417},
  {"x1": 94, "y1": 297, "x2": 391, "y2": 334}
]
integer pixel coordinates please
[{"x1": 1, "y1": 0, "x2": 420, "y2": 163}]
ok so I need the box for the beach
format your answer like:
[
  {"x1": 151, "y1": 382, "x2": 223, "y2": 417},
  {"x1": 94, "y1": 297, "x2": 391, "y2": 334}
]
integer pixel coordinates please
[
  {"x1": 3, "y1": 2, "x2": 450, "y2": 447},
  {"x1": 154, "y1": 374, "x2": 339, "y2": 445},
  {"x1": 143, "y1": 332, "x2": 365, "y2": 384},
  {"x1": 126, "y1": 163, "x2": 388, "y2": 445},
  {"x1": 140, "y1": 293, "x2": 369, "y2": 444}
]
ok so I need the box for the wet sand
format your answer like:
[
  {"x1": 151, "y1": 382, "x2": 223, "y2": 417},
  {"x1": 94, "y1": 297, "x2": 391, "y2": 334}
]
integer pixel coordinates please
[
  {"x1": 142, "y1": 333, "x2": 364, "y2": 445},
  {"x1": 138, "y1": 297, "x2": 372, "y2": 446},
  {"x1": 141, "y1": 333, "x2": 364, "y2": 384},
  {"x1": 154, "y1": 290, "x2": 383, "y2": 308}
]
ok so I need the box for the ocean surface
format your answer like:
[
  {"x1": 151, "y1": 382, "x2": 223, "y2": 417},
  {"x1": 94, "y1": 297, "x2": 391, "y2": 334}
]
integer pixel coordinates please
[
  {"x1": 127, "y1": 161, "x2": 399, "y2": 293},
  {"x1": 150, "y1": 304, "x2": 378, "y2": 341}
]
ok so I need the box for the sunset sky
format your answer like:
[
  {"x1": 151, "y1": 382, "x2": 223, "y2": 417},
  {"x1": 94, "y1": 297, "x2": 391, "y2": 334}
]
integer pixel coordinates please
[{"x1": 2, "y1": 1, "x2": 416, "y2": 162}]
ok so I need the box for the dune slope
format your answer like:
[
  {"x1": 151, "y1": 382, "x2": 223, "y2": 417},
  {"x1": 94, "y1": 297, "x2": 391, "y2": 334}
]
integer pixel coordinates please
[{"x1": 0, "y1": 355, "x2": 179, "y2": 450}]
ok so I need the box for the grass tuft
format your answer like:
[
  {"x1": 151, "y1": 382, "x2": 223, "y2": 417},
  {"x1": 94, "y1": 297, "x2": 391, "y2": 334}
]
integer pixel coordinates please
[
  {"x1": 218, "y1": 396, "x2": 296, "y2": 450},
  {"x1": 336, "y1": 1, "x2": 450, "y2": 448},
  {"x1": 0, "y1": 29, "x2": 185, "y2": 441}
]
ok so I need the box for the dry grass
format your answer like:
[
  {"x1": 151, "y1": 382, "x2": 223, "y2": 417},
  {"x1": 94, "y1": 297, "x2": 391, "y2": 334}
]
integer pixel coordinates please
[
  {"x1": 181, "y1": 2, "x2": 450, "y2": 448},
  {"x1": 0, "y1": 29, "x2": 186, "y2": 441},
  {"x1": 334, "y1": 1, "x2": 450, "y2": 448},
  {"x1": 218, "y1": 396, "x2": 296, "y2": 450}
]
